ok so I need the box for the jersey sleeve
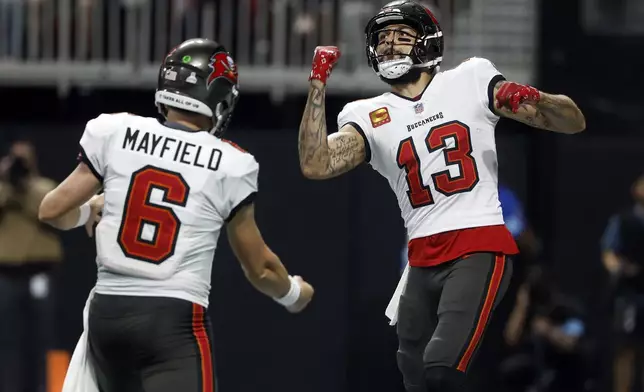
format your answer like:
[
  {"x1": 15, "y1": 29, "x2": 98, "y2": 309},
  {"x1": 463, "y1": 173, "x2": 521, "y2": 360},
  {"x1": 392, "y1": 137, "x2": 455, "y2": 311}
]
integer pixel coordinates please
[
  {"x1": 78, "y1": 113, "x2": 121, "y2": 181},
  {"x1": 337, "y1": 102, "x2": 373, "y2": 163},
  {"x1": 463, "y1": 57, "x2": 506, "y2": 120},
  {"x1": 222, "y1": 155, "x2": 259, "y2": 222}
]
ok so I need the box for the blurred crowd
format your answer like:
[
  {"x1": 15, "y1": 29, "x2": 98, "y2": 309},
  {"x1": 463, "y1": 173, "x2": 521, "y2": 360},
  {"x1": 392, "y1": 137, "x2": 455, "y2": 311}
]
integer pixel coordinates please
[{"x1": 0, "y1": 0, "x2": 440, "y2": 68}]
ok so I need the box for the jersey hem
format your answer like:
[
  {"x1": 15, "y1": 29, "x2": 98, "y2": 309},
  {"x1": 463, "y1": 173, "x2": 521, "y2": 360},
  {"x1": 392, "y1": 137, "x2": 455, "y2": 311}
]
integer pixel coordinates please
[
  {"x1": 94, "y1": 288, "x2": 209, "y2": 308},
  {"x1": 407, "y1": 224, "x2": 519, "y2": 267}
]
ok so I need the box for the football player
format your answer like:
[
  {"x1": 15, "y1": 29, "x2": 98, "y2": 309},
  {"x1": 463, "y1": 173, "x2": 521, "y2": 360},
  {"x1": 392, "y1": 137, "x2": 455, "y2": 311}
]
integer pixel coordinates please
[
  {"x1": 39, "y1": 38, "x2": 314, "y2": 392},
  {"x1": 297, "y1": 1, "x2": 584, "y2": 391}
]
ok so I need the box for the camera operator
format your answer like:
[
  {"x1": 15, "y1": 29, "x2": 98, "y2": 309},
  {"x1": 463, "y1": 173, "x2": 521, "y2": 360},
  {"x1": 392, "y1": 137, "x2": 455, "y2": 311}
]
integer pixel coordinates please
[{"x1": 0, "y1": 140, "x2": 63, "y2": 392}]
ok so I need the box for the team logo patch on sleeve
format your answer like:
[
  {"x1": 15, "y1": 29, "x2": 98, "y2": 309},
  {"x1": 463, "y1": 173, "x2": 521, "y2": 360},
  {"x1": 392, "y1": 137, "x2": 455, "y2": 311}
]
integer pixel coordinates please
[{"x1": 369, "y1": 107, "x2": 391, "y2": 128}]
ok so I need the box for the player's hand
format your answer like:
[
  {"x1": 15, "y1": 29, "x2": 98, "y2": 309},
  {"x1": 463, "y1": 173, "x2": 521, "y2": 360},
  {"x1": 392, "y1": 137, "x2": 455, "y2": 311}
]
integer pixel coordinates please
[
  {"x1": 495, "y1": 82, "x2": 540, "y2": 114},
  {"x1": 309, "y1": 46, "x2": 341, "y2": 85},
  {"x1": 85, "y1": 193, "x2": 104, "y2": 237},
  {"x1": 286, "y1": 276, "x2": 314, "y2": 313}
]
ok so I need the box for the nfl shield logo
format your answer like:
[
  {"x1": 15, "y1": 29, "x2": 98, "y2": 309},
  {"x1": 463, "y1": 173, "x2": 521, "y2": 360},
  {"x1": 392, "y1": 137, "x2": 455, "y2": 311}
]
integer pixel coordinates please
[{"x1": 414, "y1": 103, "x2": 424, "y2": 114}]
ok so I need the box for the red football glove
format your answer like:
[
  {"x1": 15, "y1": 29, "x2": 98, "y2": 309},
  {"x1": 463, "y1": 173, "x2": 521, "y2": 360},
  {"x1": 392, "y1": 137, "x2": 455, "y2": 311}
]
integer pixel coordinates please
[
  {"x1": 495, "y1": 82, "x2": 540, "y2": 113},
  {"x1": 309, "y1": 46, "x2": 341, "y2": 84}
]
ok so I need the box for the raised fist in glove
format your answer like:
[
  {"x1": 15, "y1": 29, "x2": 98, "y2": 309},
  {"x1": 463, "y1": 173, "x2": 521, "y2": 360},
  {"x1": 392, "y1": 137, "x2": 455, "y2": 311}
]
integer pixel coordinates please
[
  {"x1": 495, "y1": 82, "x2": 541, "y2": 114},
  {"x1": 309, "y1": 46, "x2": 341, "y2": 84}
]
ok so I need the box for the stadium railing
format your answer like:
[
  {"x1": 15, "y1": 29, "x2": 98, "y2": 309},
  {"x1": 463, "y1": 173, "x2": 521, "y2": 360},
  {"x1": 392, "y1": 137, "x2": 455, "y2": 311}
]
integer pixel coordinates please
[{"x1": 0, "y1": 0, "x2": 537, "y2": 98}]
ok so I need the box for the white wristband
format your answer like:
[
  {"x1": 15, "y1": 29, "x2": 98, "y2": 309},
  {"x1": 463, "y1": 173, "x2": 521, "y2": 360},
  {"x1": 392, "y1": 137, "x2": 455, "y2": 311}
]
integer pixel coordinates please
[
  {"x1": 74, "y1": 203, "x2": 91, "y2": 228},
  {"x1": 273, "y1": 276, "x2": 301, "y2": 307}
]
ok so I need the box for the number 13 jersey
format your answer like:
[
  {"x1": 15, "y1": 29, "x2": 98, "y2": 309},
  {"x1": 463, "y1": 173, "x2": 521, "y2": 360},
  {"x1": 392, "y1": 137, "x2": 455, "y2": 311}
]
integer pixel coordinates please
[
  {"x1": 338, "y1": 57, "x2": 518, "y2": 266},
  {"x1": 78, "y1": 113, "x2": 258, "y2": 307}
]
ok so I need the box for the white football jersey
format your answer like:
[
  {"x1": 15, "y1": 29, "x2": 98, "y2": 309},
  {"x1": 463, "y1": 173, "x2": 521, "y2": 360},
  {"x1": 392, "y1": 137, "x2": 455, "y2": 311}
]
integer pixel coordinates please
[
  {"x1": 79, "y1": 113, "x2": 258, "y2": 307},
  {"x1": 338, "y1": 57, "x2": 506, "y2": 241}
]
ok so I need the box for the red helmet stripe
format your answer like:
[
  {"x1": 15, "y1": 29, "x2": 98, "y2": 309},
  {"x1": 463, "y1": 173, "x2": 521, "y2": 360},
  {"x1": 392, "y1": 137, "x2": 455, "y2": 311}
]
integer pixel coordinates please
[{"x1": 423, "y1": 7, "x2": 439, "y2": 25}]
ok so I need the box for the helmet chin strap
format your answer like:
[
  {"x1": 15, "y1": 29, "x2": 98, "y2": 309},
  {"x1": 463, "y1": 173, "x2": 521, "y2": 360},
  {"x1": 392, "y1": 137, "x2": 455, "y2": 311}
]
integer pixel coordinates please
[
  {"x1": 209, "y1": 86, "x2": 239, "y2": 136},
  {"x1": 210, "y1": 102, "x2": 229, "y2": 135}
]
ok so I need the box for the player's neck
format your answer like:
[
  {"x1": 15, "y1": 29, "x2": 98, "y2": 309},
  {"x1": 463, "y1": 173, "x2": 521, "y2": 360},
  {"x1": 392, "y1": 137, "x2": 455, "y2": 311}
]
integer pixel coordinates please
[
  {"x1": 166, "y1": 111, "x2": 209, "y2": 131},
  {"x1": 390, "y1": 72, "x2": 433, "y2": 99},
  {"x1": 172, "y1": 120, "x2": 202, "y2": 131}
]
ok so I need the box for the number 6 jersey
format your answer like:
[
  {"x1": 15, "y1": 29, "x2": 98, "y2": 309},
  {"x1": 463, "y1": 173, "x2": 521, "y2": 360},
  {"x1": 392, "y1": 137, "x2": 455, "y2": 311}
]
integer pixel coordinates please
[
  {"x1": 338, "y1": 57, "x2": 518, "y2": 267},
  {"x1": 78, "y1": 113, "x2": 258, "y2": 307}
]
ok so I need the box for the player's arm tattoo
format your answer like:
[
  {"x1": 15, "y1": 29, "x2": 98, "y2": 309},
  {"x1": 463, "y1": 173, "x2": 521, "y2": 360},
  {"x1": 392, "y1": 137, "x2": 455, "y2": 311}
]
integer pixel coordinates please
[
  {"x1": 298, "y1": 81, "x2": 366, "y2": 179},
  {"x1": 326, "y1": 131, "x2": 366, "y2": 177},
  {"x1": 494, "y1": 81, "x2": 586, "y2": 134}
]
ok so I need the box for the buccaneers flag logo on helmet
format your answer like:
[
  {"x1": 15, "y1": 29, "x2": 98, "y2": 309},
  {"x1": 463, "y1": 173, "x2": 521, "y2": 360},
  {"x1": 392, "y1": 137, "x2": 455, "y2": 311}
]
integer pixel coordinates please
[{"x1": 207, "y1": 52, "x2": 238, "y2": 88}]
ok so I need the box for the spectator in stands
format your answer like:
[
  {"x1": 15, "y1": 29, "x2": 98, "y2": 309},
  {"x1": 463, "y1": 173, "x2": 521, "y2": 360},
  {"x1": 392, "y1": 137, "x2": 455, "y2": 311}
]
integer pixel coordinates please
[
  {"x1": 601, "y1": 173, "x2": 644, "y2": 392},
  {"x1": 0, "y1": 140, "x2": 63, "y2": 392}
]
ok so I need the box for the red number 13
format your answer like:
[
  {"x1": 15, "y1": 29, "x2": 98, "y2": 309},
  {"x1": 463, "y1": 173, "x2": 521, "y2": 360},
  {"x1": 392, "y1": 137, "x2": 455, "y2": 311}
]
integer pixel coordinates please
[{"x1": 396, "y1": 121, "x2": 480, "y2": 208}]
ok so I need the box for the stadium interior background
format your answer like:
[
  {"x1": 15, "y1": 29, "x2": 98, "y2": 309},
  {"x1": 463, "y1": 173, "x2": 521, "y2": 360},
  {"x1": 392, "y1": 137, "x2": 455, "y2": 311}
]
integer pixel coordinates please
[{"x1": 0, "y1": 0, "x2": 643, "y2": 391}]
